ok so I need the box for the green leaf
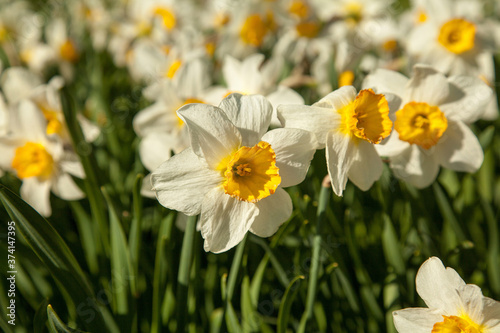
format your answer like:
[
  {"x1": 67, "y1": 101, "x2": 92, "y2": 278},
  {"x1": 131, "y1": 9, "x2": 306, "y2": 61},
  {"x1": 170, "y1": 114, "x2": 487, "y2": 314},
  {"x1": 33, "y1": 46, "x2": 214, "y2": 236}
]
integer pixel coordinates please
[
  {"x1": 241, "y1": 275, "x2": 260, "y2": 332},
  {"x1": 34, "y1": 299, "x2": 50, "y2": 333},
  {"x1": 277, "y1": 275, "x2": 304, "y2": 333},
  {"x1": 0, "y1": 185, "x2": 117, "y2": 332},
  {"x1": 381, "y1": 214, "x2": 405, "y2": 275},
  {"x1": 176, "y1": 215, "x2": 198, "y2": 332},
  {"x1": 102, "y1": 187, "x2": 135, "y2": 316},
  {"x1": 225, "y1": 302, "x2": 242, "y2": 333},
  {"x1": 151, "y1": 213, "x2": 175, "y2": 333},
  {"x1": 47, "y1": 305, "x2": 88, "y2": 333},
  {"x1": 129, "y1": 173, "x2": 144, "y2": 293},
  {"x1": 60, "y1": 88, "x2": 109, "y2": 256}
]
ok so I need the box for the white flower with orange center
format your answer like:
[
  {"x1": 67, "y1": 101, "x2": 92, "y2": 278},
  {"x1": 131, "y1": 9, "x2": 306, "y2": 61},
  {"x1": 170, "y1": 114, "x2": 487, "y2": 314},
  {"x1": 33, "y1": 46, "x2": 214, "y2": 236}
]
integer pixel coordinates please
[
  {"x1": 0, "y1": 100, "x2": 85, "y2": 217},
  {"x1": 151, "y1": 94, "x2": 317, "y2": 253},
  {"x1": 393, "y1": 257, "x2": 500, "y2": 333},
  {"x1": 406, "y1": 0, "x2": 496, "y2": 78},
  {"x1": 278, "y1": 86, "x2": 393, "y2": 196},
  {"x1": 363, "y1": 64, "x2": 492, "y2": 188}
]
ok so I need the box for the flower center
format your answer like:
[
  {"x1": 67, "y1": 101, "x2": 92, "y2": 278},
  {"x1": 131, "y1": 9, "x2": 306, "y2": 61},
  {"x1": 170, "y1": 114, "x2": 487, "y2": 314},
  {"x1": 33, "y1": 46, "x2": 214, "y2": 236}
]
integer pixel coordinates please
[
  {"x1": 288, "y1": 1, "x2": 309, "y2": 19},
  {"x1": 12, "y1": 142, "x2": 54, "y2": 179},
  {"x1": 59, "y1": 40, "x2": 79, "y2": 62},
  {"x1": 338, "y1": 70, "x2": 354, "y2": 87},
  {"x1": 40, "y1": 107, "x2": 64, "y2": 135},
  {"x1": 438, "y1": 18, "x2": 476, "y2": 54},
  {"x1": 295, "y1": 21, "x2": 321, "y2": 38},
  {"x1": 153, "y1": 7, "x2": 176, "y2": 30},
  {"x1": 416, "y1": 9, "x2": 427, "y2": 23},
  {"x1": 382, "y1": 39, "x2": 398, "y2": 52},
  {"x1": 221, "y1": 141, "x2": 281, "y2": 203},
  {"x1": 239, "y1": 12, "x2": 275, "y2": 47},
  {"x1": 338, "y1": 89, "x2": 392, "y2": 144},
  {"x1": 432, "y1": 315, "x2": 483, "y2": 333},
  {"x1": 0, "y1": 25, "x2": 8, "y2": 42},
  {"x1": 344, "y1": 2, "x2": 363, "y2": 25},
  {"x1": 394, "y1": 102, "x2": 448, "y2": 149},
  {"x1": 165, "y1": 59, "x2": 182, "y2": 79}
]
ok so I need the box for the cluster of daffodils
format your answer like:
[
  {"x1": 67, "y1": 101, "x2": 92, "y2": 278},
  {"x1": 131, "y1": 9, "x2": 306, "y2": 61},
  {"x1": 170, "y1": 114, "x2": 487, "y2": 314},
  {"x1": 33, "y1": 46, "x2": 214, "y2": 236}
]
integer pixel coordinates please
[{"x1": 0, "y1": 0, "x2": 497, "y2": 239}]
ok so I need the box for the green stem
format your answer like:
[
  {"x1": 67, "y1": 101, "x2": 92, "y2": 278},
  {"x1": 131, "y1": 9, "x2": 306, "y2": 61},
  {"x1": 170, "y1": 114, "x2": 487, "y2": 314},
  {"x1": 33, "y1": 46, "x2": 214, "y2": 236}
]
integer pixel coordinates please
[
  {"x1": 176, "y1": 215, "x2": 198, "y2": 332},
  {"x1": 226, "y1": 235, "x2": 248, "y2": 302},
  {"x1": 297, "y1": 177, "x2": 330, "y2": 333},
  {"x1": 60, "y1": 88, "x2": 110, "y2": 255}
]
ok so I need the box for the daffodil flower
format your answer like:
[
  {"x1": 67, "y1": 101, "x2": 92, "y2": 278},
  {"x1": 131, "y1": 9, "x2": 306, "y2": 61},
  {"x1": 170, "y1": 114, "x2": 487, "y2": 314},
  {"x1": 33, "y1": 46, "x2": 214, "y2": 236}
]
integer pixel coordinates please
[
  {"x1": 278, "y1": 86, "x2": 393, "y2": 196},
  {"x1": 363, "y1": 64, "x2": 491, "y2": 188},
  {"x1": 151, "y1": 93, "x2": 317, "y2": 253},
  {"x1": 393, "y1": 257, "x2": 500, "y2": 333},
  {"x1": 0, "y1": 100, "x2": 84, "y2": 216}
]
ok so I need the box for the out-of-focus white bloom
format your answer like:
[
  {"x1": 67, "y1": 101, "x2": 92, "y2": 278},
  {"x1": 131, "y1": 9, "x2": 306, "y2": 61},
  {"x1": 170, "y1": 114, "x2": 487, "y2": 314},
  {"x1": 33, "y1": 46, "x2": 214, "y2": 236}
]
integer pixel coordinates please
[
  {"x1": 133, "y1": 64, "x2": 216, "y2": 181},
  {"x1": 0, "y1": 101, "x2": 84, "y2": 216},
  {"x1": 393, "y1": 257, "x2": 500, "y2": 333},
  {"x1": 206, "y1": 54, "x2": 304, "y2": 126},
  {"x1": 151, "y1": 93, "x2": 317, "y2": 253},
  {"x1": 405, "y1": 0, "x2": 498, "y2": 121},
  {"x1": 278, "y1": 86, "x2": 393, "y2": 196},
  {"x1": 107, "y1": 0, "x2": 195, "y2": 67},
  {"x1": 363, "y1": 64, "x2": 491, "y2": 188},
  {"x1": 0, "y1": 67, "x2": 100, "y2": 144},
  {"x1": 214, "y1": 2, "x2": 279, "y2": 59}
]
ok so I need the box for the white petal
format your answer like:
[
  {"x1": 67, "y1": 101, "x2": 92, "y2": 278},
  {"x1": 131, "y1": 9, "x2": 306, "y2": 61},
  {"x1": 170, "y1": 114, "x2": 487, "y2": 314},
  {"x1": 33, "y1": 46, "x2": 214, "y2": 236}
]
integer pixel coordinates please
[
  {"x1": 0, "y1": 67, "x2": 42, "y2": 104},
  {"x1": 313, "y1": 86, "x2": 357, "y2": 110},
  {"x1": 59, "y1": 159, "x2": 85, "y2": 178},
  {"x1": 177, "y1": 104, "x2": 242, "y2": 168},
  {"x1": 457, "y1": 284, "x2": 484, "y2": 325},
  {"x1": 441, "y1": 76, "x2": 492, "y2": 123},
  {"x1": 0, "y1": 137, "x2": 22, "y2": 170},
  {"x1": 218, "y1": 94, "x2": 272, "y2": 146},
  {"x1": 20, "y1": 177, "x2": 52, "y2": 217},
  {"x1": 14, "y1": 100, "x2": 47, "y2": 141},
  {"x1": 139, "y1": 132, "x2": 173, "y2": 171},
  {"x1": 482, "y1": 297, "x2": 500, "y2": 329},
  {"x1": 78, "y1": 115, "x2": 101, "y2": 143},
  {"x1": 200, "y1": 188, "x2": 258, "y2": 253},
  {"x1": 326, "y1": 132, "x2": 355, "y2": 196},
  {"x1": 416, "y1": 257, "x2": 465, "y2": 315},
  {"x1": 347, "y1": 140, "x2": 383, "y2": 191},
  {"x1": 133, "y1": 101, "x2": 179, "y2": 137},
  {"x1": 51, "y1": 172, "x2": 85, "y2": 200},
  {"x1": 362, "y1": 68, "x2": 409, "y2": 98},
  {"x1": 250, "y1": 187, "x2": 292, "y2": 238},
  {"x1": 390, "y1": 145, "x2": 440, "y2": 189},
  {"x1": 392, "y1": 308, "x2": 444, "y2": 333},
  {"x1": 261, "y1": 128, "x2": 317, "y2": 188},
  {"x1": 375, "y1": 130, "x2": 410, "y2": 157},
  {"x1": 140, "y1": 173, "x2": 156, "y2": 198},
  {"x1": 405, "y1": 65, "x2": 449, "y2": 106},
  {"x1": 266, "y1": 86, "x2": 304, "y2": 128},
  {"x1": 434, "y1": 121, "x2": 483, "y2": 173},
  {"x1": 480, "y1": 96, "x2": 499, "y2": 121},
  {"x1": 277, "y1": 104, "x2": 340, "y2": 147},
  {"x1": 151, "y1": 148, "x2": 222, "y2": 216}
]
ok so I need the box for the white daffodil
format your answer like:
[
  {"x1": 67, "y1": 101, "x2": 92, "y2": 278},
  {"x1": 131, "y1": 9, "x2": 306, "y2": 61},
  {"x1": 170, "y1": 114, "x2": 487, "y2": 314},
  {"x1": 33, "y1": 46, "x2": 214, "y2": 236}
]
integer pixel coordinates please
[
  {"x1": 0, "y1": 100, "x2": 84, "y2": 216},
  {"x1": 363, "y1": 64, "x2": 491, "y2": 188},
  {"x1": 278, "y1": 86, "x2": 393, "y2": 196},
  {"x1": 393, "y1": 257, "x2": 500, "y2": 333},
  {"x1": 1, "y1": 67, "x2": 100, "y2": 144},
  {"x1": 205, "y1": 54, "x2": 304, "y2": 127},
  {"x1": 151, "y1": 93, "x2": 317, "y2": 253}
]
